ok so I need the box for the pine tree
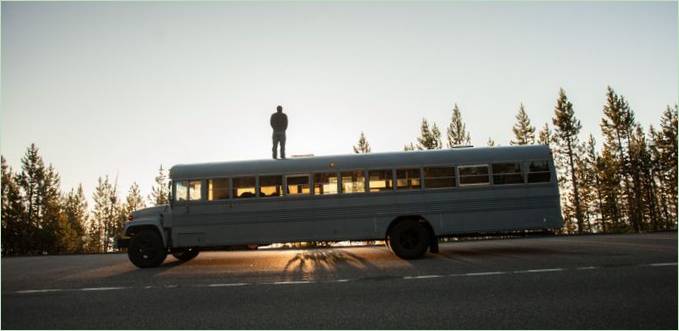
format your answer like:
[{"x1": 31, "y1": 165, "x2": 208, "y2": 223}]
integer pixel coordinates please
[
  {"x1": 487, "y1": 137, "x2": 496, "y2": 147},
  {"x1": 583, "y1": 136, "x2": 605, "y2": 232},
  {"x1": 600, "y1": 87, "x2": 641, "y2": 232},
  {"x1": 16, "y1": 144, "x2": 45, "y2": 254},
  {"x1": 631, "y1": 125, "x2": 660, "y2": 231},
  {"x1": 511, "y1": 103, "x2": 536, "y2": 145},
  {"x1": 537, "y1": 122, "x2": 552, "y2": 146},
  {"x1": 122, "y1": 182, "x2": 146, "y2": 222},
  {"x1": 552, "y1": 88, "x2": 585, "y2": 234},
  {"x1": 149, "y1": 165, "x2": 169, "y2": 206},
  {"x1": 63, "y1": 184, "x2": 88, "y2": 253},
  {"x1": 1, "y1": 156, "x2": 25, "y2": 256},
  {"x1": 416, "y1": 119, "x2": 442, "y2": 150},
  {"x1": 38, "y1": 165, "x2": 65, "y2": 254},
  {"x1": 446, "y1": 104, "x2": 471, "y2": 147},
  {"x1": 353, "y1": 132, "x2": 371, "y2": 154},
  {"x1": 90, "y1": 176, "x2": 121, "y2": 253},
  {"x1": 403, "y1": 143, "x2": 416, "y2": 151},
  {"x1": 652, "y1": 105, "x2": 678, "y2": 227}
]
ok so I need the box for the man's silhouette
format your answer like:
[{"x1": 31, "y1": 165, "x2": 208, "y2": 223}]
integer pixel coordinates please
[{"x1": 270, "y1": 105, "x2": 288, "y2": 159}]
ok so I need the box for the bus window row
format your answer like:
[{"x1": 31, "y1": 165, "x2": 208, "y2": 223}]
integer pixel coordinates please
[{"x1": 173, "y1": 160, "x2": 552, "y2": 201}]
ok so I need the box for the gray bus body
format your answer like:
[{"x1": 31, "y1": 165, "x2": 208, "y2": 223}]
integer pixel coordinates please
[{"x1": 122, "y1": 145, "x2": 562, "y2": 253}]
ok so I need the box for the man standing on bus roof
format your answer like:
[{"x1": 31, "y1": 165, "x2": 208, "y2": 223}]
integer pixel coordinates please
[{"x1": 270, "y1": 105, "x2": 288, "y2": 159}]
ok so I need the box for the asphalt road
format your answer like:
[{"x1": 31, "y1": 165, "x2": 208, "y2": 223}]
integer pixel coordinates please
[{"x1": 2, "y1": 232, "x2": 677, "y2": 329}]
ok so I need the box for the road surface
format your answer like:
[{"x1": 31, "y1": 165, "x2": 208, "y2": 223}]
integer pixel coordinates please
[{"x1": 2, "y1": 232, "x2": 677, "y2": 329}]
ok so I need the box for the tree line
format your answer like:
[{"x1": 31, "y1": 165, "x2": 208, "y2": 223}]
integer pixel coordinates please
[
  {"x1": 1, "y1": 86, "x2": 676, "y2": 255},
  {"x1": 354, "y1": 87, "x2": 677, "y2": 234},
  {"x1": 1, "y1": 150, "x2": 170, "y2": 256}
]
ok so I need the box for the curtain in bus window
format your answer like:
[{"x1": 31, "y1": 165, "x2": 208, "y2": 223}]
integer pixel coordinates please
[
  {"x1": 175, "y1": 180, "x2": 188, "y2": 201},
  {"x1": 287, "y1": 175, "x2": 310, "y2": 195},
  {"x1": 188, "y1": 180, "x2": 202, "y2": 201},
  {"x1": 341, "y1": 170, "x2": 366, "y2": 193},
  {"x1": 208, "y1": 178, "x2": 229, "y2": 200},
  {"x1": 492, "y1": 163, "x2": 524, "y2": 185},
  {"x1": 423, "y1": 167, "x2": 456, "y2": 189},
  {"x1": 314, "y1": 173, "x2": 338, "y2": 195},
  {"x1": 233, "y1": 177, "x2": 256, "y2": 198},
  {"x1": 396, "y1": 168, "x2": 421, "y2": 190},
  {"x1": 259, "y1": 175, "x2": 283, "y2": 197},
  {"x1": 368, "y1": 170, "x2": 393, "y2": 192},
  {"x1": 459, "y1": 165, "x2": 490, "y2": 185},
  {"x1": 527, "y1": 160, "x2": 551, "y2": 183}
]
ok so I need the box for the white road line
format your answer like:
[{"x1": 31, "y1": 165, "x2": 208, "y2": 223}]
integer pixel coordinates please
[
  {"x1": 403, "y1": 275, "x2": 442, "y2": 280},
  {"x1": 164, "y1": 285, "x2": 178, "y2": 288},
  {"x1": 648, "y1": 262, "x2": 677, "y2": 267},
  {"x1": 514, "y1": 268, "x2": 564, "y2": 274},
  {"x1": 576, "y1": 266, "x2": 598, "y2": 270},
  {"x1": 208, "y1": 283, "x2": 249, "y2": 287},
  {"x1": 334, "y1": 279, "x2": 351, "y2": 283},
  {"x1": 273, "y1": 280, "x2": 313, "y2": 285},
  {"x1": 465, "y1": 271, "x2": 507, "y2": 276},
  {"x1": 16, "y1": 289, "x2": 63, "y2": 294},
  {"x1": 80, "y1": 287, "x2": 127, "y2": 291}
]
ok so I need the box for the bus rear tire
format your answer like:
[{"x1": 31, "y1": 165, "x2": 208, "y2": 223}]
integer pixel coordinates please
[
  {"x1": 128, "y1": 230, "x2": 167, "y2": 268},
  {"x1": 388, "y1": 219, "x2": 430, "y2": 259},
  {"x1": 172, "y1": 248, "x2": 199, "y2": 261}
]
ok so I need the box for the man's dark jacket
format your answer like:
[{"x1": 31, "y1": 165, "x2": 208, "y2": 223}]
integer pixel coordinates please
[{"x1": 270, "y1": 112, "x2": 288, "y2": 133}]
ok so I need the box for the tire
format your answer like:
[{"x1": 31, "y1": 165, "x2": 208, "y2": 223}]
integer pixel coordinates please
[
  {"x1": 388, "y1": 219, "x2": 431, "y2": 259},
  {"x1": 128, "y1": 230, "x2": 167, "y2": 268},
  {"x1": 172, "y1": 248, "x2": 199, "y2": 261}
]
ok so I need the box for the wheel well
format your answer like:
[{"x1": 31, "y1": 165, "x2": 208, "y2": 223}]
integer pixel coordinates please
[
  {"x1": 126, "y1": 225, "x2": 161, "y2": 237},
  {"x1": 386, "y1": 215, "x2": 435, "y2": 239}
]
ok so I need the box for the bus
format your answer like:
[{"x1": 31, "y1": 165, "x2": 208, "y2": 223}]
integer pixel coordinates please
[{"x1": 117, "y1": 145, "x2": 562, "y2": 268}]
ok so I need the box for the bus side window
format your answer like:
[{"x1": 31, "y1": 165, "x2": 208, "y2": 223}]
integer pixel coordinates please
[
  {"x1": 368, "y1": 169, "x2": 393, "y2": 192},
  {"x1": 188, "y1": 180, "x2": 202, "y2": 201},
  {"x1": 423, "y1": 167, "x2": 456, "y2": 189},
  {"x1": 527, "y1": 161, "x2": 551, "y2": 183},
  {"x1": 233, "y1": 177, "x2": 256, "y2": 198},
  {"x1": 341, "y1": 170, "x2": 366, "y2": 193},
  {"x1": 492, "y1": 163, "x2": 523, "y2": 185},
  {"x1": 396, "y1": 168, "x2": 421, "y2": 190},
  {"x1": 208, "y1": 178, "x2": 229, "y2": 200},
  {"x1": 287, "y1": 175, "x2": 310, "y2": 195},
  {"x1": 314, "y1": 173, "x2": 338, "y2": 195},
  {"x1": 259, "y1": 175, "x2": 283, "y2": 197},
  {"x1": 175, "y1": 180, "x2": 188, "y2": 201},
  {"x1": 459, "y1": 165, "x2": 490, "y2": 186}
]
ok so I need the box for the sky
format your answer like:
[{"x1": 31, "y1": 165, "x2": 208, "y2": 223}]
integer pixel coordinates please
[{"x1": 1, "y1": 1, "x2": 677, "y2": 203}]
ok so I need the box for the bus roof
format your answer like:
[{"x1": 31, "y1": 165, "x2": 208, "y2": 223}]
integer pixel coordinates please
[{"x1": 169, "y1": 145, "x2": 553, "y2": 180}]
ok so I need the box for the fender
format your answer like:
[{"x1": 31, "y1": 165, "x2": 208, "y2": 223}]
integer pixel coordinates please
[{"x1": 123, "y1": 217, "x2": 169, "y2": 248}]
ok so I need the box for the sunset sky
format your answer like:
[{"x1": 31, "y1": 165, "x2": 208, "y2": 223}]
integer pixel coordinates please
[{"x1": 2, "y1": 1, "x2": 676, "y2": 201}]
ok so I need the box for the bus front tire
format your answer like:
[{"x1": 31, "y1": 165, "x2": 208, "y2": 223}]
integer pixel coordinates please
[
  {"x1": 172, "y1": 248, "x2": 199, "y2": 261},
  {"x1": 388, "y1": 219, "x2": 430, "y2": 259},
  {"x1": 128, "y1": 230, "x2": 167, "y2": 268}
]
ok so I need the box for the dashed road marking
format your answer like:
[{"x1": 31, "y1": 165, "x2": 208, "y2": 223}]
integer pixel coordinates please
[
  {"x1": 272, "y1": 280, "x2": 313, "y2": 285},
  {"x1": 80, "y1": 287, "x2": 128, "y2": 292},
  {"x1": 208, "y1": 283, "x2": 249, "y2": 287},
  {"x1": 16, "y1": 289, "x2": 63, "y2": 294},
  {"x1": 465, "y1": 271, "x2": 507, "y2": 276},
  {"x1": 576, "y1": 266, "x2": 598, "y2": 270},
  {"x1": 13, "y1": 261, "x2": 676, "y2": 294},
  {"x1": 404, "y1": 275, "x2": 442, "y2": 280},
  {"x1": 514, "y1": 268, "x2": 564, "y2": 274}
]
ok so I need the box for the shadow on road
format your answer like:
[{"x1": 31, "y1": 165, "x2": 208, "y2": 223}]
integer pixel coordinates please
[{"x1": 283, "y1": 249, "x2": 382, "y2": 276}]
